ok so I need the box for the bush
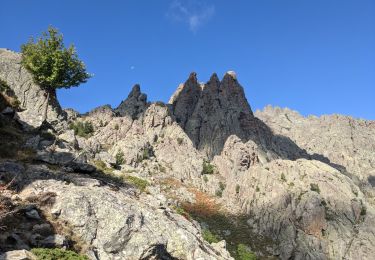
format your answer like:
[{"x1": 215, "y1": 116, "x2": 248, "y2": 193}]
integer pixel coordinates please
[
  {"x1": 177, "y1": 137, "x2": 183, "y2": 145},
  {"x1": 310, "y1": 183, "x2": 320, "y2": 194},
  {"x1": 137, "y1": 147, "x2": 154, "y2": 163},
  {"x1": 236, "y1": 244, "x2": 257, "y2": 260},
  {"x1": 175, "y1": 206, "x2": 191, "y2": 219},
  {"x1": 202, "y1": 229, "x2": 220, "y2": 243},
  {"x1": 115, "y1": 150, "x2": 125, "y2": 166},
  {"x1": 236, "y1": 184, "x2": 240, "y2": 194},
  {"x1": 280, "y1": 173, "x2": 286, "y2": 182},
  {"x1": 201, "y1": 161, "x2": 214, "y2": 175},
  {"x1": 31, "y1": 248, "x2": 88, "y2": 260},
  {"x1": 124, "y1": 175, "x2": 149, "y2": 192},
  {"x1": 69, "y1": 121, "x2": 94, "y2": 138}
]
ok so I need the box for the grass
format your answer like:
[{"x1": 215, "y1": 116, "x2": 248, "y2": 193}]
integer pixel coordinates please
[
  {"x1": 201, "y1": 161, "x2": 215, "y2": 175},
  {"x1": 310, "y1": 183, "x2": 320, "y2": 194},
  {"x1": 180, "y1": 189, "x2": 272, "y2": 259},
  {"x1": 237, "y1": 244, "x2": 257, "y2": 260},
  {"x1": 202, "y1": 228, "x2": 220, "y2": 243},
  {"x1": 31, "y1": 248, "x2": 88, "y2": 260},
  {"x1": 123, "y1": 175, "x2": 149, "y2": 192}
]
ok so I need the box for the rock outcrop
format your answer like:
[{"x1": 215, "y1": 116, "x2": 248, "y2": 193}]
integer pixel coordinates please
[
  {"x1": 169, "y1": 72, "x2": 269, "y2": 158},
  {"x1": 1, "y1": 61, "x2": 374, "y2": 260},
  {"x1": 0, "y1": 48, "x2": 66, "y2": 128}
]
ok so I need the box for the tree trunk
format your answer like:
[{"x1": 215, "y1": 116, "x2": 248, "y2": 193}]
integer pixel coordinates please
[{"x1": 43, "y1": 91, "x2": 50, "y2": 123}]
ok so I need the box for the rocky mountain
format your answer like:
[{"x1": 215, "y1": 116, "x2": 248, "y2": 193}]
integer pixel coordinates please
[{"x1": 0, "y1": 49, "x2": 374, "y2": 260}]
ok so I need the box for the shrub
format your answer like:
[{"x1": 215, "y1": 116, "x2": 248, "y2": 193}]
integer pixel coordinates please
[
  {"x1": 280, "y1": 173, "x2": 286, "y2": 182},
  {"x1": 177, "y1": 137, "x2": 183, "y2": 145},
  {"x1": 310, "y1": 183, "x2": 320, "y2": 194},
  {"x1": 175, "y1": 206, "x2": 191, "y2": 219},
  {"x1": 202, "y1": 229, "x2": 220, "y2": 243},
  {"x1": 236, "y1": 244, "x2": 257, "y2": 260},
  {"x1": 124, "y1": 175, "x2": 149, "y2": 192},
  {"x1": 219, "y1": 182, "x2": 226, "y2": 191},
  {"x1": 215, "y1": 189, "x2": 223, "y2": 197},
  {"x1": 255, "y1": 186, "x2": 260, "y2": 192},
  {"x1": 236, "y1": 184, "x2": 240, "y2": 194},
  {"x1": 115, "y1": 150, "x2": 125, "y2": 166},
  {"x1": 361, "y1": 206, "x2": 367, "y2": 216},
  {"x1": 31, "y1": 248, "x2": 88, "y2": 260},
  {"x1": 114, "y1": 124, "x2": 119, "y2": 130},
  {"x1": 93, "y1": 160, "x2": 114, "y2": 175},
  {"x1": 137, "y1": 147, "x2": 154, "y2": 162},
  {"x1": 201, "y1": 161, "x2": 214, "y2": 175},
  {"x1": 69, "y1": 121, "x2": 94, "y2": 138}
]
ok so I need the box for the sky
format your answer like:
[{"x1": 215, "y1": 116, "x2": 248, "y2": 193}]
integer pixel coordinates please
[{"x1": 1, "y1": 0, "x2": 374, "y2": 119}]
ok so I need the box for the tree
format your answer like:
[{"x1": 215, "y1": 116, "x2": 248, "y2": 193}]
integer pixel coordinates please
[{"x1": 21, "y1": 26, "x2": 91, "y2": 122}]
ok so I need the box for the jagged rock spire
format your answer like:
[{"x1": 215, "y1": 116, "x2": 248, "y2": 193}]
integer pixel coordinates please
[
  {"x1": 115, "y1": 84, "x2": 148, "y2": 119},
  {"x1": 169, "y1": 71, "x2": 258, "y2": 158}
]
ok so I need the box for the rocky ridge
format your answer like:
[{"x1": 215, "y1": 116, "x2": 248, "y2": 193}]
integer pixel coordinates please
[{"x1": 0, "y1": 49, "x2": 374, "y2": 260}]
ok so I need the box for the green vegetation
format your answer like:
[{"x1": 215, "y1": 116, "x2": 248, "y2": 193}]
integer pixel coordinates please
[
  {"x1": 114, "y1": 124, "x2": 119, "y2": 130},
  {"x1": 115, "y1": 150, "x2": 125, "y2": 166},
  {"x1": 236, "y1": 244, "x2": 257, "y2": 260},
  {"x1": 215, "y1": 182, "x2": 226, "y2": 197},
  {"x1": 0, "y1": 78, "x2": 9, "y2": 92},
  {"x1": 201, "y1": 161, "x2": 215, "y2": 175},
  {"x1": 175, "y1": 206, "x2": 191, "y2": 219},
  {"x1": 69, "y1": 121, "x2": 94, "y2": 138},
  {"x1": 236, "y1": 184, "x2": 240, "y2": 194},
  {"x1": 255, "y1": 186, "x2": 260, "y2": 192},
  {"x1": 203, "y1": 175, "x2": 208, "y2": 183},
  {"x1": 92, "y1": 160, "x2": 114, "y2": 175},
  {"x1": 202, "y1": 228, "x2": 220, "y2": 243},
  {"x1": 136, "y1": 147, "x2": 154, "y2": 163},
  {"x1": 280, "y1": 173, "x2": 287, "y2": 182},
  {"x1": 21, "y1": 26, "x2": 90, "y2": 122},
  {"x1": 124, "y1": 175, "x2": 149, "y2": 192},
  {"x1": 361, "y1": 205, "x2": 367, "y2": 216},
  {"x1": 177, "y1": 137, "x2": 183, "y2": 145},
  {"x1": 31, "y1": 248, "x2": 88, "y2": 260},
  {"x1": 310, "y1": 183, "x2": 320, "y2": 194}
]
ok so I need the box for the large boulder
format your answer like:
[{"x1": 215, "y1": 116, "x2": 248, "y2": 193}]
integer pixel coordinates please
[{"x1": 0, "y1": 48, "x2": 66, "y2": 128}]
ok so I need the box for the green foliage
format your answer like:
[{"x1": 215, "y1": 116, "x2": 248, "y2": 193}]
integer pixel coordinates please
[
  {"x1": 93, "y1": 160, "x2": 114, "y2": 175},
  {"x1": 201, "y1": 161, "x2": 215, "y2": 175},
  {"x1": 177, "y1": 137, "x2": 183, "y2": 145},
  {"x1": 236, "y1": 244, "x2": 257, "y2": 260},
  {"x1": 31, "y1": 248, "x2": 88, "y2": 260},
  {"x1": 361, "y1": 206, "x2": 367, "y2": 216},
  {"x1": 114, "y1": 124, "x2": 119, "y2": 130},
  {"x1": 236, "y1": 184, "x2": 240, "y2": 194},
  {"x1": 0, "y1": 78, "x2": 9, "y2": 92},
  {"x1": 280, "y1": 173, "x2": 286, "y2": 182},
  {"x1": 124, "y1": 175, "x2": 149, "y2": 192},
  {"x1": 137, "y1": 147, "x2": 154, "y2": 162},
  {"x1": 310, "y1": 183, "x2": 320, "y2": 194},
  {"x1": 202, "y1": 228, "x2": 220, "y2": 243},
  {"x1": 115, "y1": 150, "x2": 125, "y2": 166},
  {"x1": 21, "y1": 26, "x2": 90, "y2": 91},
  {"x1": 175, "y1": 206, "x2": 191, "y2": 219},
  {"x1": 215, "y1": 182, "x2": 226, "y2": 197},
  {"x1": 255, "y1": 186, "x2": 260, "y2": 192},
  {"x1": 69, "y1": 121, "x2": 94, "y2": 138}
]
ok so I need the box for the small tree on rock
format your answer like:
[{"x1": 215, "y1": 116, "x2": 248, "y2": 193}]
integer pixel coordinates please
[{"x1": 21, "y1": 26, "x2": 91, "y2": 122}]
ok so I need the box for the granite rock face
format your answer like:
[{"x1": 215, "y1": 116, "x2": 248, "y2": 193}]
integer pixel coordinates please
[
  {"x1": 1, "y1": 64, "x2": 375, "y2": 260},
  {"x1": 8, "y1": 163, "x2": 232, "y2": 260},
  {"x1": 0, "y1": 49, "x2": 66, "y2": 128},
  {"x1": 169, "y1": 72, "x2": 269, "y2": 158},
  {"x1": 256, "y1": 106, "x2": 375, "y2": 192}
]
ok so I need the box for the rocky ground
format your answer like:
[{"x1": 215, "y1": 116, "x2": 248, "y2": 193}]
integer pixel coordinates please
[{"x1": 0, "y1": 48, "x2": 374, "y2": 260}]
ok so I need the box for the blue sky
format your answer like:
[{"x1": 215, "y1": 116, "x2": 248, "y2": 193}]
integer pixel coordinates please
[{"x1": 1, "y1": 0, "x2": 374, "y2": 119}]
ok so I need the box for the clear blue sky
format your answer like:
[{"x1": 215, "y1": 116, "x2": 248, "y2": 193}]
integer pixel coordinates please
[{"x1": 1, "y1": 0, "x2": 374, "y2": 119}]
